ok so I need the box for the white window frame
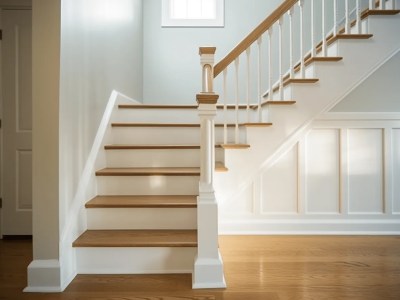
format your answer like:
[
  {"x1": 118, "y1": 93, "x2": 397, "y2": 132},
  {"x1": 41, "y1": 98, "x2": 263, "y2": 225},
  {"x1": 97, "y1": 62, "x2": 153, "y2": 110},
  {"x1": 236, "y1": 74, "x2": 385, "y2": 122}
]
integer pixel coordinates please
[{"x1": 162, "y1": 0, "x2": 224, "y2": 28}]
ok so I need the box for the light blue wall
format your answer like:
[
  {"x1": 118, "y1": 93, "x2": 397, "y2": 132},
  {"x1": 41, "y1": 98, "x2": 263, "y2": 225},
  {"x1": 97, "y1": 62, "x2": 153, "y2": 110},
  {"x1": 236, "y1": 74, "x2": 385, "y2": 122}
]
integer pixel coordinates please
[
  {"x1": 59, "y1": 0, "x2": 143, "y2": 234},
  {"x1": 143, "y1": 0, "x2": 282, "y2": 104},
  {"x1": 331, "y1": 51, "x2": 400, "y2": 112}
]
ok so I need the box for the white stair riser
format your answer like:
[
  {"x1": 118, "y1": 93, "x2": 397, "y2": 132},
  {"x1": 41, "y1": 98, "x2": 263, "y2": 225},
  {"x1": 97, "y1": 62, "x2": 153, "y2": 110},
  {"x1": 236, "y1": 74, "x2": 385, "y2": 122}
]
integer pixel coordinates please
[
  {"x1": 76, "y1": 247, "x2": 196, "y2": 274},
  {"x1": 114, "y1": 109, "x2": 199, "y2": 123},
  {"x1": 105, "y1": 148, "x2": 224, "y2": 168},
  {"x1": 87, "y1": 208, "x2": 197, "y2": 230},
  {"x1": 97, "y1": 176, "x2": 199, "y2": 195},
  {"x1": 112, "y1": 127, "x2": 247, "y2": 145},
  {"x1": 114, "y1": 108, "x2": 261, "y2": 124}
]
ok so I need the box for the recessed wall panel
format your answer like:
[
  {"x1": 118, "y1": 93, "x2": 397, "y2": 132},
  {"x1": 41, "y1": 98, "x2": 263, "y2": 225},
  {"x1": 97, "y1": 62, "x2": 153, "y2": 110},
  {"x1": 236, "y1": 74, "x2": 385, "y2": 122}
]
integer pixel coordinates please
[
  {"x1": 305, "y1": 129, "x2": 340, "y2": 214},
  {"x1": 16, "y1": 150, "x2": 32, "y2": 210},
  {"x1": 393, "y1": 129, "x2": 400, "y2": 214},
  {"x1": 262, "y1": 146, "x2": 298, "y2": 214},
  {"x1": 348, "y1": 129, "x2": 383, "y2": 214}
]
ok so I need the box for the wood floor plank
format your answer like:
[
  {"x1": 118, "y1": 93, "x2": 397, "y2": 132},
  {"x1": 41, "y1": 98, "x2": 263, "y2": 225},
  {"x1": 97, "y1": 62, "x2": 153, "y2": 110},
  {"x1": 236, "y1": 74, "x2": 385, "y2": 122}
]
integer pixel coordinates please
[
  {"x1": 2, "y1": 236, "x2": 400, "y2": 299},
  {"x1": 85, "y1": 195, "x2": 197, "y2": 208},
  {"x1": 72, "y1": 230, "x2": 197, "y2": 248}
]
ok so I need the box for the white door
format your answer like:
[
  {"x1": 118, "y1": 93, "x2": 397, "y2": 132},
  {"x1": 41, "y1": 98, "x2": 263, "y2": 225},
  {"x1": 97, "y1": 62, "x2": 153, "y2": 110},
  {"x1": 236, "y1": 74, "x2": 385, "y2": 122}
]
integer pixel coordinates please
[{"x1": 1, "y1": 9, "x2": 32, "y2": 236}]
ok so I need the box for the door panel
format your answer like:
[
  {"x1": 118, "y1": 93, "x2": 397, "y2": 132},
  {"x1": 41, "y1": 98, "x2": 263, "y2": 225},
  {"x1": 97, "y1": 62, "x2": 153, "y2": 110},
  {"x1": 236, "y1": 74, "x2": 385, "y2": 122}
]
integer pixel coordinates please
[{"x1": 2, "y1": 9, "x2": 32, "y2": 235}]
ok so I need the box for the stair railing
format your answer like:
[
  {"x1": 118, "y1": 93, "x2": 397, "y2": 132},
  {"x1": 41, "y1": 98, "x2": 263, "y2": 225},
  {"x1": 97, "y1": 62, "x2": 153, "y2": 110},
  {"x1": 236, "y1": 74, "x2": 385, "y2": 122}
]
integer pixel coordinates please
[
  {"x1": 194, "y1": 0, "x2": 395, "y2": 288},
  {"x1": 197, "y1": 0, "x2": 395, "y2": 146}
]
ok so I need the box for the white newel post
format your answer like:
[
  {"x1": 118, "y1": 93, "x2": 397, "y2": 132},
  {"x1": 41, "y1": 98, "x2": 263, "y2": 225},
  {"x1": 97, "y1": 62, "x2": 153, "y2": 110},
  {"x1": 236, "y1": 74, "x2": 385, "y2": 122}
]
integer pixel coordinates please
[{"x1": 193, "y1": 47, "x2": 226, "y2": 289}]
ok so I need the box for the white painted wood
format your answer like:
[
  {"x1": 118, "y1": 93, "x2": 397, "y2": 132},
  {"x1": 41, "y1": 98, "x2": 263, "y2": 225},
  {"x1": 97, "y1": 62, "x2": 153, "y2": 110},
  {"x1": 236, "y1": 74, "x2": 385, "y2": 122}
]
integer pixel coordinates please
[
  {"x1": 267, "y1": 28, "x2": 273, "y2": 102},
  {"x1": 2, "y1": 9, "x2": 32, "y2": 235},
  {"x1": 298, "y1": 0, "x2": 305, "y2": 78},
  {"x1": 322, "y1": 0, "x2": 327, "y2": 56},
  {"x1": 195, "y1": 101, "x2": 226, "y2": 289},
  {"x1": 97, "y1": 176, "x2": 199, "y2": 195},
  {"x1": 369, "y1": 0, "x2": 374, "y2": 10},
  {"x1": 257, "y1": 37, "x2": 262, "y2": 121},
  {"x1": 76, "y1": 247, "x2": 197, "y2": 274},
  {"x1": 356, "y1": 0, "x2": 361, "y2": 34},
  {"x1": 114, "y1": 107, "x2": 199, "y2": 123},
  {"x1": 305, "y1": 129, "x2": 340, "y2": 214},
  {"x1": 246, "y1": 47, "x2": 251, "y2": 123},
  {"x1": 348, "y1": 129, "x2": 384, "y2": 214},
  {"x1": 87, "y1": 208, "x2": 197, "y2": 230},
  {"x1": 105, "y1": 148, "x2": 224, "y2": 168},
  {"x1": 234, "y1": 58, "x2": 240, "y2": 144},
  {"x1": 106, "y1": 149, "x2": 197, "y2": 168},
  {"x1": 261, "y1": 146, "x2": 298, "y2": 214},
  {"x1": 334, "y1": 0, "x2": 338, "y2": 36},
  {"x1": 288, "y1": 8, "x2": 294, "y2": 78},
  {"x1": 393, "y1": 129, "x2": 400, "y2": 214},
  {"x1": 112, "y1": 127, "x2": 201, "y2": 145},
  {"x1": 219, "y1": 114, "x2": 400, "y2": 234},
  {"x1": 345, "y1": 0, "x2": 350, "y2": 34},
  {"x1": 223, "y1": 69, "x2": 228, "y2": 144},
  {"x1": 311, "y1": 0, "x2": 316, "y2": 57},
  {"x1": 278, "y1": 17, "x2": 284, "y2": 100}
]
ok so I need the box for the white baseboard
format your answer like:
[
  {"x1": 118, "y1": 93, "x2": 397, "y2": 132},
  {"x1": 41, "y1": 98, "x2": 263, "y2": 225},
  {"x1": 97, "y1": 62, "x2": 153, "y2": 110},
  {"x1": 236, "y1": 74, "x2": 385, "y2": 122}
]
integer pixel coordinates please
[
  {"x1": 24, "y1": 260, "x2": 62, "y2": 293},
  {"x1": 219, "y1": 219, "x2": 400, "y2": 235}
]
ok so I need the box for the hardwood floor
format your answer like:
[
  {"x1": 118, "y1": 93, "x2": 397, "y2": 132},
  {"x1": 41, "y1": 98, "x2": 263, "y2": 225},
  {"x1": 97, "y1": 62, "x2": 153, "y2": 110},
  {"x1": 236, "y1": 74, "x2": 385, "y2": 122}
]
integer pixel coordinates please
[{"x1": 1, "y1": 236, "x2": 400, "y2": 299}]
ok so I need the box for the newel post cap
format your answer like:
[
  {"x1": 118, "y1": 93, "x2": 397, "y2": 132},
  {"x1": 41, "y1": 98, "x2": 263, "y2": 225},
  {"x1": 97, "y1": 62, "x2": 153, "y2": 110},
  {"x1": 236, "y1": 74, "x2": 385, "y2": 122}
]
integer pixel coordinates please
[
  {"x1": 199, "y1": 47, "x2": 217, "y2": 56},
  {"x1": 196, "y1": 93, "x2": 219, "y2": 105}
]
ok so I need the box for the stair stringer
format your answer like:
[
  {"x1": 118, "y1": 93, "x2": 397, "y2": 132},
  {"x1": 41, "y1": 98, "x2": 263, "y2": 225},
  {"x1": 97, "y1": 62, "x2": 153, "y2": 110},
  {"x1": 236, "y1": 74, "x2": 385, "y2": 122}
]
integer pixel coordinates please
[
  {"x1": 215, "y1": 15, "x2": 400, "y2": 232},
  {"x1": 58, "y1": 91, "x2": 140, "y2": 291}
]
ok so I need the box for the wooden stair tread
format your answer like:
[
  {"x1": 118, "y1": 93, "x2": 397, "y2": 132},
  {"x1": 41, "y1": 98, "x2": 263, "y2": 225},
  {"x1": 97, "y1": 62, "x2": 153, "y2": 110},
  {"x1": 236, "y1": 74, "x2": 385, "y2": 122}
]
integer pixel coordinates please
[
  {"x1": 242, "y1": 123, "x2": 273, "y2": 127},
  {"x1": 364, "y1": 9, "x2": 400, "y2": 16},
  {"x1": 96, "y1": 167, "x2": 200, "y2": 176},
  {"x1": 285, "y1": 78, "x2": 319, "y2": 84},
  {"x1": 119, "y1": 104, "x2": 197, "y2": 109},
  {"x1": 73, "y1": 230, "x2": 197, "y2": 248},
  {"x1": 86, "y1": 195, "x2": 197, "y2": 208},
  {"x1": 96, "y1": 163, "x2": 227, "y2": 176},
  {"x1": 112, "y1": 123, "x2": 272, "y2": 128},
  {"x1": 105, "y1": 144, "x2": 203, "y2": 150},
  {"x1": 104, "y1": 144, "x2": 249, "y2": 150},
  {"x1": 260, "y1": 100, "x2": 296, "y2": 107},
  {"x1": 220, "y1": 144, "x2": 250, "y2": 149}
]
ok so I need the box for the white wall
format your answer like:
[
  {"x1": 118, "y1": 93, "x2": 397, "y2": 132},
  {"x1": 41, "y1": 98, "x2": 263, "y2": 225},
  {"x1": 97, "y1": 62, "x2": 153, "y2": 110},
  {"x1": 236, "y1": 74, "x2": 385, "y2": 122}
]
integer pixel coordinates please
[
  {"x1": 142, "y1": 0, "x2": 282, "y2": 104},
  {"x1": 331, "y1": 51, "x2": 400, "y2": 112},
  {"x1": 59, "y1": 0, "x2": 143, "y2": 240}
]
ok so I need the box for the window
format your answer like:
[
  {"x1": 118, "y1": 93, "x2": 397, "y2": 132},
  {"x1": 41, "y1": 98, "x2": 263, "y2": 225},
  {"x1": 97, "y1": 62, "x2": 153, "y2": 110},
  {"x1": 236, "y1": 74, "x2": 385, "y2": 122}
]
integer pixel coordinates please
[{"x1": 162, "y1": 0, "x2": 224, "y2": 27}]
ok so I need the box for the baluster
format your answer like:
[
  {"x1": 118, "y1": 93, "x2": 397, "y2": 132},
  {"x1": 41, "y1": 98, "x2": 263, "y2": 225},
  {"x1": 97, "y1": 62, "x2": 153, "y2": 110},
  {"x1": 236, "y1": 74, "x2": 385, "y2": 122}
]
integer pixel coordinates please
[
  {"x1": 278, "y1": 17, "x2": 284, "y2": 100},
  {"x1": 257, "y1": 37, "x2": 262, "y2": 121},
  {"x1": 288, "y1": 8, "x2": 294, "y2": 79},
  {"x1": 268, "y1": 28, "x2": 273, "y2": 101},
  {"x1": 369, "y1": 0, "x2": 374, "y2": 10},
  {"x1": 223, "y1": 69, "x2": 228, "y2": 144},
  {"x1": 299, "y1": 0, "x2": 305, "y2": 78},
  {"x1": 345, "y1": 0, "x2": 350, "y2": 34},
  {"x1": 322, "y1": 0, "x2": 327, "y2": 56},
  {"x1": 356, "y1": 0, "x2": 361, "y2": 34},
  {"x1": 234, "y1": 57, "x2": 240, "y2": 144},
  {"x1": 334, "y1": 0, "x2": 338, "y2": 36},
  {"x1": 380, "y1": 0, "x2": 386, "y2": 9},
  {"x1": 246, "y1": 47, "x2": 251, "y2": 123},
  {"x1": 393, "y1": 0, "x2": 396, "y2": 9},
  {"x1": 311, "y1": 0, "x2": 316, "y2": 57}
]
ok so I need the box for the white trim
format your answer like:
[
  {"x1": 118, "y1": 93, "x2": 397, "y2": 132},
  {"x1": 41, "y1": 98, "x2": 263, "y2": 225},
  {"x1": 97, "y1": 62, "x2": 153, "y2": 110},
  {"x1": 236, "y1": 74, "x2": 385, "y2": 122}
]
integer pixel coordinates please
[
  {"x1": 220, "y1": 219, "x2": 400, "y2": 235},
  {"x1": 24, "y1": 260, "x2": 62, "y2": 293},
  {"x1": 318, "y1": 112, "x2": 400, "y2": 121},
  {"x1": 58, "y1": 91, "x2": 141, "y2": 292},
  {"x1": 162, "y1": 0, "x2": 224, "y2": 27}
]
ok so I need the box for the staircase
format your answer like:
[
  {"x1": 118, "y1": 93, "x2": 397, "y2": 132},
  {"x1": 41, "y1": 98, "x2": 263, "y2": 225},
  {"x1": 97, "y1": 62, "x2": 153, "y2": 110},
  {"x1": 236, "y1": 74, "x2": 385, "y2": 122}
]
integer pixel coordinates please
[{"x1": 71, "y1": 0, "x2": 400, "y2": 290}]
